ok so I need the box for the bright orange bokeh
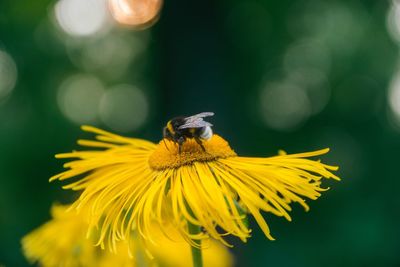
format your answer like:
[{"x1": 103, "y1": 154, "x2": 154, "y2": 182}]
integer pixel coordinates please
[{"x1": 108, "y1": 0, "x2": 163, "y2": 28}]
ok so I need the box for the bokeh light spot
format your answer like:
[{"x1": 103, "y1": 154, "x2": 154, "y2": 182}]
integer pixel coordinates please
[
  {"x1": 387, "y1": 2, "x2": 400, "y2": 43},
  {"x1": 286, "y1": 68, "x2": 330, "y2": 115},
  {"x1": 54, "y1": 0, "x2": 110, "y2": 37},
  {"x1": 283, "y1": 38, "x2": 330, "y2": 74},
  {"x1": 259, "y1": 82, "x2": 311, "y2": 131},
  {"x1": 388, "y1": 72, "x2": 400, "y2": 129},
  {"x1": 99, "y1": 84, "x2": 148, "y2": 132},
  {"x1": 66, "y1": 33, "x2": 147, "y2": 78},
  {"x1": 57, "y1": 74, "x2": 105, "y2": 124},
  {"x1": 108, "y1": 0, "x2": 163, "y2": 28},
  {"x1": 0, "y1": 50, "x2": 18, "y2": 103},
  {"x1": 288, "y1": 1, "x2": 366, "y2": 54}
]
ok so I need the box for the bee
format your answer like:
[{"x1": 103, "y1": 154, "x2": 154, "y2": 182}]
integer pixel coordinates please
[{"x1": 163, "y1": 112, "x2": 214, "y2": 153}]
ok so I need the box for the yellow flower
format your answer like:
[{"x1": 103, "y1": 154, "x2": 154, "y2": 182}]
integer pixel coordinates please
[
  {"x1": 50, "y1": 126, "x2": 339, "y2": 253},
  {"x1": 142, "y1": 222, "x2": 233, "y2": 267},
  {"x1": 21, "y1": 204, "x2": 136, "y2": 267},
  {"x1": 21, "y1": 204, "x2": 233, "y2": 267}
]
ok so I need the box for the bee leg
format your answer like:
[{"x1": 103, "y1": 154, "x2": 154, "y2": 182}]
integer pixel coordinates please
[
  {"x1": 177, "y1": 137, "x2": 185, "y2": 154},
  {"x1": 163, "y1": 139, "x2": 170, "y2": 151},
  {"x1": 195, "y1": 137, "x2": 206, "y2": 152}
]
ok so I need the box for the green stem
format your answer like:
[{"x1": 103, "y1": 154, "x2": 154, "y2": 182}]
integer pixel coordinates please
[{"x1": 187, "y1": 221, "x2": 203, "y2": 267}]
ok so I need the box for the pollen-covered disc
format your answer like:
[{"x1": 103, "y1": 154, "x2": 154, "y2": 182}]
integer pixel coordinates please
[{"x1": 148, "y1": 135, "x2": 237, "y2": 170}]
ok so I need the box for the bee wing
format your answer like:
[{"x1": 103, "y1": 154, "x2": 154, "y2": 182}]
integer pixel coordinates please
[
  {"x1": 190, "y1": 112, "x2": 214, "y2": 118},
  {"x1": 178, "y1": 112, "x2": 214, "y2": 129},
  {"x1": 178, "y1": 120, "x2": 212, "y2": 129}
]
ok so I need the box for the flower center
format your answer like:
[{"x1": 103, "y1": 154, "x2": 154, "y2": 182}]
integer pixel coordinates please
[{"x1": 148, "y1": 135, "x2": 237, "y2": 170}]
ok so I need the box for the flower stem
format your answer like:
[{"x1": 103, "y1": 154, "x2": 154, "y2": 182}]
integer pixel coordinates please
[{"x1": 187, "y1": 221, "x2": 203, "y2": 267}]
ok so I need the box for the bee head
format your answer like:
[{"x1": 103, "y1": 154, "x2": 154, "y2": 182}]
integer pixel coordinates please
[{"x1": 163, "y1": 120, "x2": 176, "y2": 139}]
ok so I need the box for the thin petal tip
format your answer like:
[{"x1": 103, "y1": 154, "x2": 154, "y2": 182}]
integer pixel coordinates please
[{"x1": 81, "y1": 125, "x2": 91, "y2": 131}]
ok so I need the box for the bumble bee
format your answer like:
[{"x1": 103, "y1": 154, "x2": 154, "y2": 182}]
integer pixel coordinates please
[{"x1": 163, "y1": 112, "x2": 214, "y2": 153}]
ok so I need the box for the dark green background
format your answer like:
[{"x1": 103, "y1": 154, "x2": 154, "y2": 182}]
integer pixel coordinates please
[{"x1": 1, "y1": 0, "x2": 399, "y2": 266}]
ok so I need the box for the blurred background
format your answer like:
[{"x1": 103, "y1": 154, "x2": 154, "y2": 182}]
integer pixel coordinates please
[{"x1": 0, "y1": 0, "x2": 399, "y2": 266}]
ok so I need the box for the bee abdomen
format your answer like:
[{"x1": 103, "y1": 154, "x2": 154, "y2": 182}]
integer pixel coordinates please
[{"x1": 200, "y1": 126, "x2": 213, "y2": 140}]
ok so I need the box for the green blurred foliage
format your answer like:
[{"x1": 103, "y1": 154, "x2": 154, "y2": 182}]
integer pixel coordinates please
[{"x1": 0, "y1": 0, "x2": 399, "y2": 266}]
